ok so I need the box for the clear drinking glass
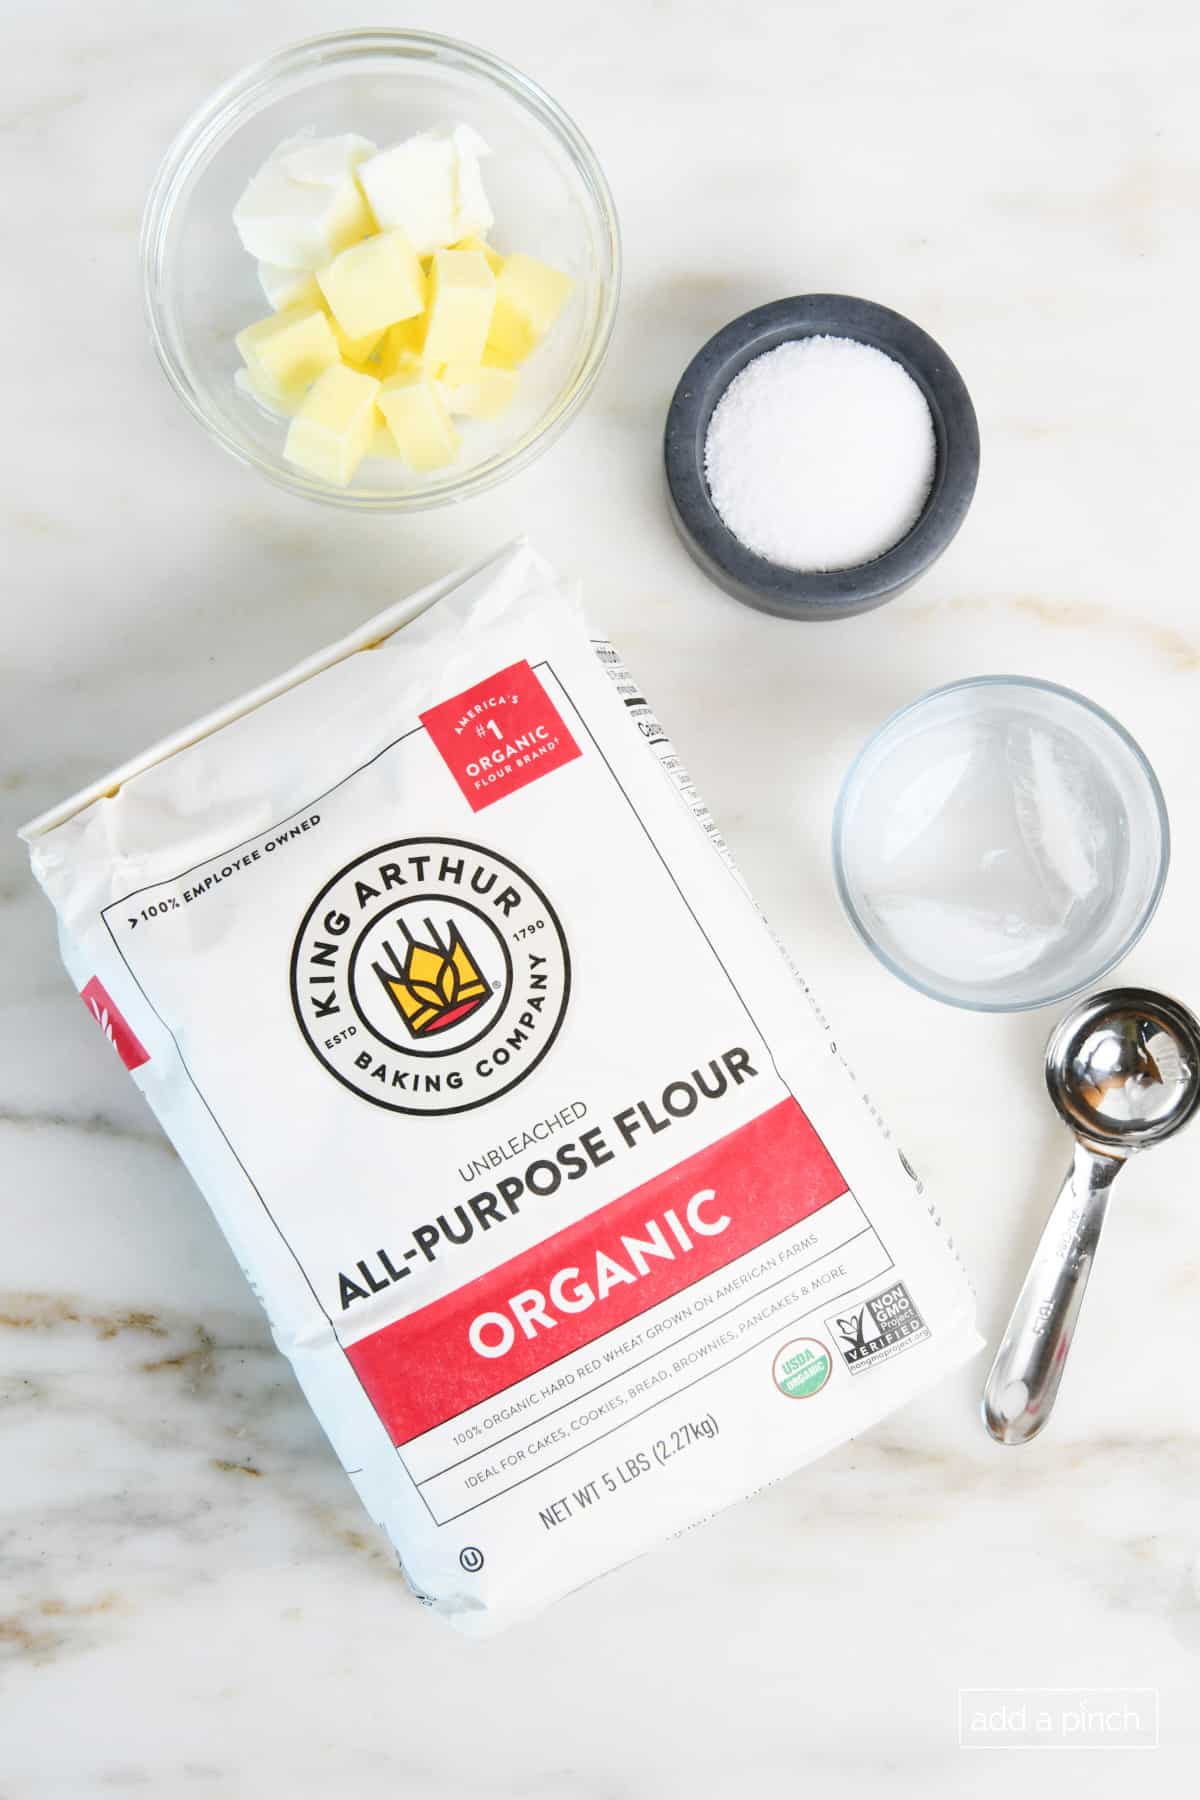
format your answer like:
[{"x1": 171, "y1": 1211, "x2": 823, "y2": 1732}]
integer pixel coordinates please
[
  {"x1": 833, "y1": 676, "x2": 1170, "y2": 1011},
  {"x1": 141, "y1": 30, "x2": 621, "y2": 509}
]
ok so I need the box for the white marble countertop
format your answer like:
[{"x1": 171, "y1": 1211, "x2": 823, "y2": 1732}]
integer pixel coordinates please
[{"x1": 5, "y1": 0, "x2": 1200, "y2": 1792}]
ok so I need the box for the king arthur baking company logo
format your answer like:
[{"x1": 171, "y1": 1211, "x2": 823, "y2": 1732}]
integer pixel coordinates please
[
  {"x1": 289, "y1": 837, "x2": 570, "y2": 1116},
  {"x1": 375, "y1": 917, "x2": 490, "y2": 1039}
]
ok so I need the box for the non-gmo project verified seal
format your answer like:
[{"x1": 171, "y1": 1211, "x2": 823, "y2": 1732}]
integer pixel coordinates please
[{"x1": 826, "y1": 1282, "x2": 930, "y2": 1374}]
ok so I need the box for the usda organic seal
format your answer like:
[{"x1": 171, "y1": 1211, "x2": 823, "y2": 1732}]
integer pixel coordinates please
[{"x1": 772, "y1": 1338, "x2": 833, "y2": 1399}]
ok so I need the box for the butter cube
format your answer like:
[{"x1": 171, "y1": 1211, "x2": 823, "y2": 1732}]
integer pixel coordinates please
[
  {"x1": 317, "y1": 229, "x2": 426, "y2": 341},
  {"x1": 440, "y1": 363, "x2": 519, "y2": 420},
  {"x1": 376, "y1": 373, "x2": 460, "y2": 470},
  {"x1": 451, "y1": 235, "x2": 503, "y2": 276},
  {"x1": 378, "y1": 317, "x2": 424, "y2": 379},
  {"x1": 485, "y1": 253, "x2": 574, "y2": 368},
  {"x1": 357, "y1": 126, "x2": 493, "y2": 254},
  {"x1": 421, "y1": 250, "x2": 496, "y2": 372},
  {"x1": 234, "y1": 134, "x2": 375, "y2": 269},
  {"x1": 235, "y1": 304, "x2": 340, "y2": 404},
  {"x1": 328, "y1": 316, "x2": 388, "y2": 369},
  {"x1": 284, "y1": 365, "x2": 379, "y2": 486},
  {"x1": 368, "y1": 420, "x2": 403, "y2": 459},
  {"x1": 258, "y1": 262, "x2": 323, "y2": 312}
]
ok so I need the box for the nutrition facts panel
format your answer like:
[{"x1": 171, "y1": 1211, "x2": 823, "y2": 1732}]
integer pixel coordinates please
[{"x1": 592, "y1": 641, "x2": 737, "y2": 873}]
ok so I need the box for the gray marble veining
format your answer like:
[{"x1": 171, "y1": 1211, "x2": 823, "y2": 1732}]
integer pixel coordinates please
[{"x1": 3, "y1": 0, "x2": 1200, "y2": 1793}]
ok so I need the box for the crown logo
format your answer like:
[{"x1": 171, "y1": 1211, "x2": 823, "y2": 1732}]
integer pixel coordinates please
[{"x1": 373, "y1": 917, "x2": 490, "y2": 1039}]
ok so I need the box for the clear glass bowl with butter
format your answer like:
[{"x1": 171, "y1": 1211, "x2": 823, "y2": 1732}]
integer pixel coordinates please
[{"x1": 141, "y1": 30, "x2": 620, "y2": 509}]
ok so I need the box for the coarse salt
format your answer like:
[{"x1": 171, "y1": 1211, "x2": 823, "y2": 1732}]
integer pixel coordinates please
[{"x1": 704, "y1": 335, "x2": 936, "y2": 573}]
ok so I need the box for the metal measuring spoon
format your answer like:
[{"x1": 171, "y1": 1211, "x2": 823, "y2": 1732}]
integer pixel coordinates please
[{"x1": 982, "y1": 987, "x2": 1200, "y2": 1445}]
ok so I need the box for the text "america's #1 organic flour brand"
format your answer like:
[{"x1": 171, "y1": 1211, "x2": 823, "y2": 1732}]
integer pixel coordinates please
[{"x1": 22, "y1": 541, "x2": 979, "y2": 1633}]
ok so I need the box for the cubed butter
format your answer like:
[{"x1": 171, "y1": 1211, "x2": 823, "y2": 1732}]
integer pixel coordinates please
[
  {"x1": 485, "y1": 253, "x2": 574, "y2": 368},
  {"x1": 233, "y1": 135, "x2": 375, "y2": 270},
  {"x1": 235, "y1": 304, "x2": 340, "y2": 404},
  {"x1": 450, "y1": 235, "x2": 503, "y2": 276},
  {"x1": 440, "y1": 363, "x2": 519, "y2": 420},
  {"x1": 378, "y1": 317, "x2": 425, "y2": 380},
  {"x1": 317, "y1": 229, "x2": 426, "y2": 340},
  {"x1": 258, "y1": 262, "x2": 323, "y2": 312},
  {"x1": 283, "y1": 365, "x2": 379, "y2": 486},
  {"x1": 368, "y1": 420, "x2": 403, "y2": 459},
  {"x1": 421, "y1": 250, "x2": 496, "y2": 372},
  {"x1": 327, "y1": 316, "x2": 388, "y2": 369},
  {"x1": 376, "y1": 372, "x2": 460, "y2": 470}
]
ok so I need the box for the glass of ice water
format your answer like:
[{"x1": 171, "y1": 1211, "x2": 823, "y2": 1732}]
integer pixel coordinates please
[{"x1": 832, "y1": 676, "x2": 1170, "y2": 1011}]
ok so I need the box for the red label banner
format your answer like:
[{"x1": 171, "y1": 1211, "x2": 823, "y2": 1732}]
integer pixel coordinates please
[
  {"x1": 81, "y1": 977, "x2": 150, "y2": 1072},
  {"x1": 346, "y1": 1097, "x2": 846, "y2": 1446},
  {"x1": 420, "y1": 659, "x2": 581, "y2": 812}
]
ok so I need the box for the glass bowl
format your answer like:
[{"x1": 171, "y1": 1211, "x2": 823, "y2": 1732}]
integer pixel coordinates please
[
  {"x1": 832, "y1": 677, "x2": 1170, "y2": 1011},
  {"x1": 141, "y1": 30, "x2": 621, "y2": 509}
]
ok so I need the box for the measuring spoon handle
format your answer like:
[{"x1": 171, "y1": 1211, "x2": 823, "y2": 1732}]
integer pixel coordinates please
[{"x1": 982, "y1": 1141, "x2": 1124, "y2": 1445}]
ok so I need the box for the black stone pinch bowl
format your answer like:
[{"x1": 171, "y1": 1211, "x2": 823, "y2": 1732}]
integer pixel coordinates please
[{"x1": 663, "y1": 294, "x2": 980, "y2": 620}]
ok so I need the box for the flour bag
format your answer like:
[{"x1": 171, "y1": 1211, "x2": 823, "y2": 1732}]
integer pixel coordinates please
[{"x1": 22, "y1": 541, "x2": 979, "y2": 1633}]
